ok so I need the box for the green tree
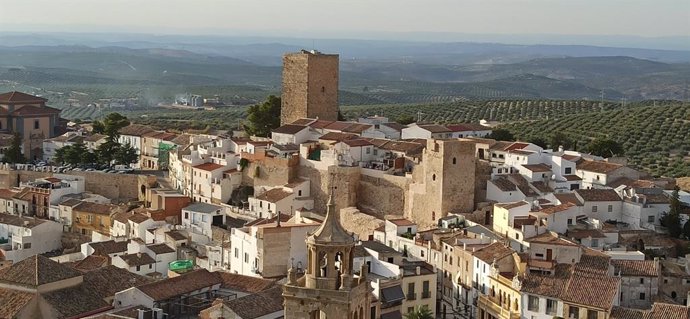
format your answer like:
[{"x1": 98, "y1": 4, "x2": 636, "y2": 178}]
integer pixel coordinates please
[
  {"x1": 91, "y1": 120, "x2": 105, "y2": 134},
  {"x1": 101, "y1": 113, "x2": 130, "y2": 138},
  {"x1": 244, "y1": 95, "x2": 281, "y2": 137},
  {"x1": 3, "y1": 133, "x2": 25, "y2": 164},
  {"x1": 528, "y1": 137, "x2": 548, "y2": 149},
  {"x1": 587, "y1": 138, "x2": 624, "y2": 157},
  {"x1": 661, "y1": 187, "x2": 683, "y2": 238},
  {"x1": 488, "y1": 128, "x2": 515, "y2": 141},
  {"x1": 114, "y1": 143, "x2": 138, "y2": 165},
  {"x1": 338, "y1": 110, "x2": 346, "y2": 121},
  {"x1": 396, "y1": 114, "x2": 415, "y2": 125},
  {"x1": 81, "y1": 150, "x2": 98, "y2": 164},
  {"x1": 404, "y1": 307, "x2": 433, "y2": 319},
  {"x1": 63, "y1": 143, "x2": 88, "y2": 166},
  {"x1": 96, "y1": 140, "x2": 119, "y2": 164},
  {"x1": 550, "y1": 132, "x2": 574, "y2": 150}
]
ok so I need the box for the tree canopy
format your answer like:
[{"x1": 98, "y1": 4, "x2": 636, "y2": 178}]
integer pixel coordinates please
[
  {"x1": 488, "y1": 128, "x2": 515, "y2": 141},
  {"x1": 587, "y1": 138, "x2": 624, "y2": 157},
  {"x1": 244, "y1": 95, "x2": 281, "y2": 137},
  {"x1": 3, "y1": 133, "x2": 25, "y2": 164},
  {"x1": 94, "y1": 112, "x2": 130, "y2": 140},
  {"x1": 661, "y1": 186, "x2": 683, "y2": 238},
  {"x1": 404, "y1": 307, "x2": 433, "y2": 319},
  {"x1": 550, "y1": 132, "x2": 575, "y2": 150},
  {"x1": 396, "y1": 114, "x2": 415, "y2": 125}
]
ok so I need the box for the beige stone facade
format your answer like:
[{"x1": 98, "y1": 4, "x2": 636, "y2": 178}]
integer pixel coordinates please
[
  {"x1": 406, "y1": 139, "x2": 477, "y2": 229},
  {"x1": 283, "y1": 190, "x2": 372, "y2": 319},
  {"x1": 281, "y1": 50, "x2": 339, "y2": 125}
]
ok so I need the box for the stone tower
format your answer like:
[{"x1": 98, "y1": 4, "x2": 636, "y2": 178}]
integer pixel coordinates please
[
  {"x1": 406, "y1": 139, "x2": 477, "y2": 229},
  {"x1": 281, "y1": 50, "x2": 339, "y2": 125},
  {"x1": 283, "y1": 187, "x2": 372, "y2": 319}
]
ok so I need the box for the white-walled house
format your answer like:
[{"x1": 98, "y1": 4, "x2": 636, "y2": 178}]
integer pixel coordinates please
[
  {"x1": 574, "y1": 189, "x2": 623, "y2": 222},
  {"x1": 181, "y1": 202, "x2": 225, "y2": 238},
  {"x1": 248, "y1": 179, "x2": 313, "y2": 219},
  {"x1": 271, "y1": 124, "x2": 310, "y2": 145},
  {"x1": 112, "y1": 251, "x2": 157, "y2": 276},
  {"x1": 576, "y1": 160, "x2": 642, "y2": 189},
  {"x1": 118, "y1": 124, "x2": 155, "y2": 169},
  {"x1": 401, "y1": 124, "x2": 452, "y2": 139},
  {"x1": 0, "y1": 213, "x2": 63, "y2": 262}
]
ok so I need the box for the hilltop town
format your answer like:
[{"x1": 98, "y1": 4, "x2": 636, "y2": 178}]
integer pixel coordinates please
[{"x1": 0, "y1": 49, "x2": 688, "y2": 319}]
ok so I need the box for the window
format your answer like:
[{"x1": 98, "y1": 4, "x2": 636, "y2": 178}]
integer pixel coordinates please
[
  {"x1": 373, "y1": 149, "x2": 378, "y2": 155},
  {"x1": 422, "y1": 280, "x2": 430, "y2": 298},
  {"x1": 565, "y1": 167, "x2": 572, "y2": 174},
  {"x1": 321, "y1": 86, "x2": 325, "y2": 93},
  {"x1": 640, "y1": 278, "x2": 644, "y2": 284},
  {"x1": 366, "y1": 147, "x2": 371, "y2": 154},
  {"x1": 407, "y1": 282, "x2": 416, "y2": 300},
  {"x1": 528, "y1": 295, "x2": 540, "y2": 311},
  {"x1": 587, "y1": 310, "x2": 598, "y2": 319},
  {"x1": 23, "y1": 243, "x2": 31, "y2": 249},
  {"x1": 432, "y1": 174, "x2": 436, "y2": 181},
  {"x1": 452, "y1": 157, "x2": 457, "y2": 164},
  {"x1": 234, "y1": 248, "x2": 238, "y2": 258},
  {"x1": 34, "y1": 119, "x2": 40, "y2": 129},
  {"x1": 596, "y1": 175, "x2": 600, "y2": 181},
  {"x1": 421, "y1": 250, "x2": 424, "y2": 257},
  {"x1": 639, "y1": 293, "x2": 645, "y2": 300},
  {"x1": 608, "y1": 205, "x2": 613, "y2": 212},
  {"x1": 136, "y1": 266, "x2": 140, "y2": 271},
  {"x1": 546, "y1": 299, "x2": 557, "y2": 315},
  {"x1": 387, "y1": 257, "x2": 394, "y2": 263},
  {"x1": 149, "y1": 264, "x2": 153, "y2": 269},
  {"x1": 567, "y1": 218, "x2": 573, "y2": 225},
  {"x1": 569, "y1": 306, "x2": 579, "y2": 318},
  {"x1": 672, "y1": 291, "x2": 677, "y2": 298},
  {"x1": 244, "y1": 253, "x2": 249, "y2": 263},
  {"x1": 298, "y1": 190, "x2": 302, "y2": 196},
  {"x1": 647, "y1": 216, "x2": 655, "y2": 223},
  {"x1": 591, "y1": 239, "x2": 599, "y2": 247},
  {"x1": 592, "y1": 205, "x2": 598, "y2": 213}
]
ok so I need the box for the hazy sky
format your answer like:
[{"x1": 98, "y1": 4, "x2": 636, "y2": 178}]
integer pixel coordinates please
[{"x1": 1, "y1": 0, "x2": 688, "y2": 37}]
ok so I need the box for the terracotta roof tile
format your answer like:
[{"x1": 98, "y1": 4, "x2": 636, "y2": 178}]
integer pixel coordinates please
[
  {"x1": 527, "y1": 232, "x2": 579, "y2": 247},
  {"x1": 193, "y1": 162, "x2": 225, "y2": 171},
  {"x1": 0, "y1": 91, "x2": 47, "y2": 103},
  {"x1": 561, "y1": 274, "x2": 620, "y2": 310},
  {"x1": 11, "y1": 104, "x2": 61, "y2": 116},
  {"x1": 42, "y1": 284, "x2": 110, "y2": 318},
  {"x1": 648, "y1": 302, "x2": 690, "y2": 319},
  {"x1": 118, "y1": 253, "x2": 156, "y2": 267},
  {"x1": 577, "y1": 160, "x2": 623, "y2": 174},
  {"x1": 610, "y1": 306, "x2": 647, "y2": 319},
  {"x1": 73, "y1": 255, "x2": 109, "y2": 272},
  {"x1": 341, "y1": 139, "x2": 372, "y2": 147},
  {"x1": 255, "y1": 188, "x2": 293, "y2": 203},
  {"x1": 89, "y1": 240, "x2": 129, "y2": 255},
  {"x1": 0, "y1": 255, "x2": 82, "y2": 288},
  {"x1": 225, "y1": 286, "x2": 284, "y2": 318},
  {"x1": 612, "y1": 259, "x2": 659, "y2": 277},
  {"x1": 388, "y1": 219, "x2": 416, "y2": 226},
  {"x1": 342, "y1": 123, "x2": 373, "y2": 134},
  {"x1": 0, "y1": 213, "x2": 46, "y2": 228},
  {"x1": 272, "y1": 124, "x2": 308, "y2": 135},
  {"x1": 217, "y1": 272, "x2": 276, "y2": 293},
  {"x1": 576, "y1": 189, "x2": 621, "y2": 202},
  {"x1": 119, "y1": 124, "x2": 155, "y2": 136},
  {"x1": 136, "y1": 269, "x2": 222, "y2": 301},
  {"x1": 127, "y1": 213, "x2": 150, "y2": 224},
  {"x1": 0, "y1": 288, "x2": 33, "y2": 318},
  {"x1": 82, "y1": 265, "x2": 153, "y2": 299},
  {"x1": 539, "y1": 202, "x2": 576, "y2": 215},
  {"x1": 319, "y1": 131, "x2": 358, "y2": 142},
  {"x1": 472, "y1": 242, "x2": 514, "y2": 264},
  {"x1": 555, "y1": 193, "x2": 583, "y2": 206},
  {"x1": 417, "y1": 124, "x2": 451, "y2": 133},
  {"x1": 147, "y1": 243, "x2": 175, "y2": 255},
  {"x1": 73, "y1": 202, "x2": 118, "y2": 215},
  {"x1": 522, "y1": 163, "x2": 552, "y2": 172},
  {"x1": 491, "y1": 177, "x2": 518, "y2": 192},
  {"x1": 495, "y1": 201, "x2": 529, "y2": 210}
]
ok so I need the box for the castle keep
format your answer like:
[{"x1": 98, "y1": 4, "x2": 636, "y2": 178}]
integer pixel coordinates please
[{"x1": 281, "y1": 50, "x2": 339, "y2": 125}]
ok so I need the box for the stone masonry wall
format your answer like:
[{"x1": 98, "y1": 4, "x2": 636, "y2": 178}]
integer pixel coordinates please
[{"x1": 0, "y1": 169, "x2": 146, "y2": 200}]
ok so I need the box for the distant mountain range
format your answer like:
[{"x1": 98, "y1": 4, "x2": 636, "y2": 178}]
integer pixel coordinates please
[{"x1": 0, "y1": 36, "x2": 688, "y2": 105}]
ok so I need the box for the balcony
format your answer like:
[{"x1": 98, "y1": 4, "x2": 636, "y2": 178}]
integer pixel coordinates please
[
  {"x1": 406, "y1": 292, "x2": 416, "y2": 300},
  {"x1": 422, "y1": 291, "x2": 431, "y2": 299},
  {"x1": 477, "y1": 295, "x2": 520, "y2": 319}
]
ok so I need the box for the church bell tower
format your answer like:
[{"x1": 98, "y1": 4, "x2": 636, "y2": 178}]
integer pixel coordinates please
[{"x1": 282, "y1": 186, "x2": 372, "y2": 319}]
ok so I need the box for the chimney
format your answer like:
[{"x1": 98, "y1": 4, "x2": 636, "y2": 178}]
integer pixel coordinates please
[{"x1": 276, "y1": 211, "x2": 281, "y2": 227}]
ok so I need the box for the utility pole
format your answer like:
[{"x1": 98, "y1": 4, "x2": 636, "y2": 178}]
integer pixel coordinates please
[{"x1": 417, "y1": 111, "x2": 425, "y2": 123}]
